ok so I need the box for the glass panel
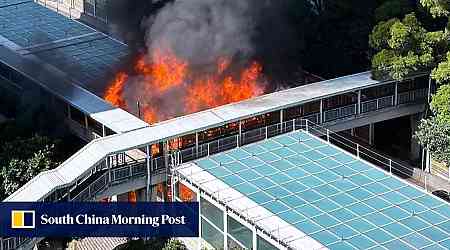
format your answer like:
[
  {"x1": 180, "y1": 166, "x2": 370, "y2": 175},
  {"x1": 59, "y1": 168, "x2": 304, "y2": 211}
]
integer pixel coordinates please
[
  {"x1": 202, "y1": 218, "x2": 224, "y2": 250},
  {"x1": 74, "y1": 0, "x2": 83, "y2": 10},
  {"x1": 397, "y1": 79, "x2": 414, "y2": 92},
  {"x1": 88, "y1": 116, "x2": 103, "y2": 136},
  {"x1": 105, "y1": 126, "x2": 115, "y2": 136},
  {"x1": 95, "y1": 0, "x2": 107, "y2": 21},
  {"x1": 257, "y1": 236, "x2": 279, "y2": 250},
  {"x1": 323, "y1": 93, "x2": 356, "y2": 110},
  {"x1": 227, "y1": 216, "x2": 252, "y2": 249},
  {"x1": 70, "y1": 106, "x2": 85, "y2": 126},
  {"x1": 84, "y1": 0, "x2": 95, "y2": 15},
  {"x1": 201, "y1": 197, "x2": 223, "y2": 230},
  {"x1": 228, "y1": 236, "x2": 245, "y2": 250},
  {"x1": 177, "y1": 182, "x2": 196, "y2": 202}
]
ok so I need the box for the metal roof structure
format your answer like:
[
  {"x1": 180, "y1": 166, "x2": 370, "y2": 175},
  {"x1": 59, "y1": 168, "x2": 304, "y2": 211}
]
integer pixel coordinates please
[
  {"x1": 177, "y1": 130, "x2": 450, "y2": 250},
  {"x1": 0, "y1": 0, "x2": 128, "y2": 88},
  {"x1": 5, "y1": 70, "x2": 417, "y2": 203},
  {"x1": 0, "y1": 0, "x2": 148, "y2": 133}
]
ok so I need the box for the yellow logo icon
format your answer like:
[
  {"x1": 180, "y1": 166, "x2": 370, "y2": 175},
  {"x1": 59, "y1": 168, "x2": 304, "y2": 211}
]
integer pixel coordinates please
[{"x1": 11, "y1": 210, "x2": 35, "y2": 229}]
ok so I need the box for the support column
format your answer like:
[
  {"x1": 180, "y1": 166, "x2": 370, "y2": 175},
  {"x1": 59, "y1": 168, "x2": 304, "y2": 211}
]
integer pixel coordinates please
[
  {"x1": 428, "y1": 74, "x2": 432, "y2": 103},
  {"x1": 146, "y1": 145, "x2": 152, "y2": 201},
  {"x1": 107, "y1": 156, "x2": 111, "y2": 186},
  {"x1": 84, "y1": 114, "x2": 89, "y2": 129},
  {"x1": 197, "y1": 190, "x2": 202, "y2": 250},
  {"x1": 425, "y1": 149, "x2": 432, "y2": 173},
  {"x1": 280, "y1": 109, "x2": 284, "y2": 131},
  {"x1": 67, "y1": 104, "x2": 71, "y2": 119},
  {"x1": 252, "y1": 226, "x2": 257, "y2": 250},
  {"x1": 410, "y1": 114, "x2": 421, "y2": 161},
  {"x1": 369, "y1": 123, "x2": 375, "y2": 146},
  {"x1": 223, "y1": 209, "x2": 228, "y2": 250},
  {"x1": 195, "y1": 132, "x2": 199, "y2": 157},
  {"x1": 319, "y1": 99, "x2": 323, "y2": 124},
  {"x1": 238, "y1": 120, "x2": 242, "y2": 146},
  {"x1": 357, "y1": 90, "x2": 361, "y2": 115},
  {"x1": 102, "y1": 125, "x2": 106, "y2": 137},
  {"x1": 163, "y1": 141, "x2": 169, "y2": 200},
  {"x1": 394, "y1": 82, "x2": 399, "y2": 105}
]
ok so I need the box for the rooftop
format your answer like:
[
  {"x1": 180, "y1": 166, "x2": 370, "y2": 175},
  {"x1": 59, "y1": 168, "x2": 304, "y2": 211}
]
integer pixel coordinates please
[
  {"x1": 0, "y1": 0, "x2": 128, "y2": 90},
  {"x1": 177, "y1": 130, "x2": 450, "y2": 250},
  {"x1": 4, "y1": 70, "x2": 423, "y2": 202}
]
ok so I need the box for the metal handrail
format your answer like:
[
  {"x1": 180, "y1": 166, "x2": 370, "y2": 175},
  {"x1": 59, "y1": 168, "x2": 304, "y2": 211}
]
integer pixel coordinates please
[
  {"x1": 63, "y1": 87, "x2": 432, "y2": 202},
  {"x1": 1, "y1": 87, "x2": 429, "y2": 250},
  {"x1": 323, "y1": 103, "x2": 357, "y2": 122}
]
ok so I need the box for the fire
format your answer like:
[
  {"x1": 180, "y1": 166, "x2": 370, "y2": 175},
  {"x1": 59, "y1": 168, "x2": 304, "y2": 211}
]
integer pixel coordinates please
[
  {"x1": 186, "y1": 61, "x2": 264, "y2": 111},
  {"x1": 104, "y1": 48, "x2": 266, "y2": 124},
  {"x1": 104, "y1": 72, "x2": 128, "y2": 108},
  {"x1": 135, "y1": 50, "x2": 187, "y2": 92}
]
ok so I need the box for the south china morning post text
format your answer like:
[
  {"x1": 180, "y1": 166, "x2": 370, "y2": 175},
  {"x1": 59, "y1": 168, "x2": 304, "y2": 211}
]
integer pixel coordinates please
[
  {"x1": 0, "y1": 202, "x2": 199, "y2": 237},
  {"x1": 40, "y1": 214, "x2": 186, "y2": 227}
]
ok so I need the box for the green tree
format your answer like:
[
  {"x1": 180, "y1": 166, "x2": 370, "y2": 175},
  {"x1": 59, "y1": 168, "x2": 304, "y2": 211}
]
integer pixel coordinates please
[
  {"x1": 370, "y1": 1, "x2": 450, "y2": 166},
  {"x1": 0, "y1": 135, "x2": 59, "y2": 199},
  {"x1": 420, "y1": 0, "x2": 450, "y2": 18},
  {"x1": 416, "y1": 118, "x2": 450, "y2": 165},
  {"x1": 370, "y1": 13, "x2": 448, "y2": 80},
  {"x1": 162, "y1": 239, "x2": 186, "y2": 250},
  {"x1": 374, "y1": 0, "x2": 414, "y2": 22}
]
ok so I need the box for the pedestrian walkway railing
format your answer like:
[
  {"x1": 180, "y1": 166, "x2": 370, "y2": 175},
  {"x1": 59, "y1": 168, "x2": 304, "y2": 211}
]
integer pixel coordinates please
[{"x1": 0, "y1": 87, "x2": 428, "y2": 250}]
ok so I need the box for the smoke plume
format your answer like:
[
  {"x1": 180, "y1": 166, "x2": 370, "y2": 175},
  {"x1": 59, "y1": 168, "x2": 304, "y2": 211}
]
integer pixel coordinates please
[
  {"x1": 105, "y1": 0, "x2": 307, "y2": 122},
  {"x1": 143, "y1": 0, "x2": 256, "y2": 68}
]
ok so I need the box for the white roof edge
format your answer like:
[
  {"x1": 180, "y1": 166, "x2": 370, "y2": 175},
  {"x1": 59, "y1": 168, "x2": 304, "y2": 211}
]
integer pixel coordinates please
[
  {"x1": 5, "y1": 70, "x2": 426, "y2": 202},
  {"x1": 176, "y1": 162, "x2": 327, "y2": 250}
]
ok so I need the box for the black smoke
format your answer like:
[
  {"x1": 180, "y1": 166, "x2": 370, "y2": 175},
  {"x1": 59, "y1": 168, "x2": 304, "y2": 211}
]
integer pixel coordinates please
[{"x1": 107, "y1": 0, "x2": 313, "y2": 89}]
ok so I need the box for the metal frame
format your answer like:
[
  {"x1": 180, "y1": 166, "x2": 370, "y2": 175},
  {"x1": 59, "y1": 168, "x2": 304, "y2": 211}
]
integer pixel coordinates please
[{"x1": 175, "y1": 120, "x2": 450, "y2": 250}]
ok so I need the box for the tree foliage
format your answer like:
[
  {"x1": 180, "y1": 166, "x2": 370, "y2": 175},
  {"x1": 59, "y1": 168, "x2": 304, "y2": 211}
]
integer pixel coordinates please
[
  {"x1": 416, "y1": 117, "x2": 450, "y2": 165},
  {"x1": 374, "y1": 0, "x2": 414, "y2": 22},
  {"x1": 162, "y1": 239, "x2": 187, "y2": 250},
  {"x1": 370, "y1": 1, "x2": 450, "y2": 166},
  {"x1": 370, "y1": 13, "x2": 449, "y2": 80},
  {"x1": 0, "y1": 135, "x2": 59, "y2": 199},
  {"x1": 420, "y1": 0, "x2": 450, "y2": 18}
]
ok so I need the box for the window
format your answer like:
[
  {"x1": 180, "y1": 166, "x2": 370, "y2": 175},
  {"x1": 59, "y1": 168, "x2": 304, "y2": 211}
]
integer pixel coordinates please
[
  {"x1": 70, "y1": 106, "x2": 85, "y2": 126},
  {"x1": 303, "y1": 101, "x2": 320, "y2": 115},
  {"x1": 228, "y1": 236, "x2": 245, "y2": 250},
  {"x1": 201, "y1": 197, "x2": 223, "y2": 230},
  {"x1": 54, "y1": 97, "x2": 67, "y2": 116},
  {"x1": 397, "y1": 80, "x2": 414, "y2": 92},
  {"x1": 95, "y1": 0, "x2": 107, "y2": 21},
  {"x1": 227, "y1": 216, "x2": 252, "y2": 249},
  {"x1": 175, "y1": 182, "x2": 196, "y2": 202},
  {"x1": 0, "y1": 62, "x2": 10, "y2": 79},
  {"x1": 88, "y1": 116, "x2": 103, "y2": 136},
  {"x1": 202, "y1": 218, "x2": 224, "y2": 250},
  {"x1": 105, "y1": 126, "x2": 115, "y2": 136},
  {"x1": 74, "y1": 0, "x2": 83, "y2": 11},
  {"x1": 361, "y1": 84, "x2": 395, "y2": 100},
  {"x1": 284, "y1": 105, "x2": 303, "y2": 120},
  {"x1": 84, "y1": 0, "x2": 95, "y2": 15},
  {"x1": 199, "y1": 123, "x2": 238, "y2": 143},
  {"x1": 257, "y1": 236, "x2": 278, "y2": 250},
  {"x1": 323, "y1": 93, "x2": 356, "y2": 110}
]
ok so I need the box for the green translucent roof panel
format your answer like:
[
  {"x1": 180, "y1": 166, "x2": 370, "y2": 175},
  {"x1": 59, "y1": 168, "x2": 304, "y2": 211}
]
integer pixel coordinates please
[{"x1": 194, "y1": 130, "x2": 450, "y2": 250}]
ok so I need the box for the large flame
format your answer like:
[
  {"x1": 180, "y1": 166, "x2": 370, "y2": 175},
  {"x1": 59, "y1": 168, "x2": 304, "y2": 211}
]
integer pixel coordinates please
[
  {"x1": 104, "y1": 49, "x2": 266, "y2": 124},
  {"x1": 104, "y1": 72, "x2": 128, "y2": 108}
]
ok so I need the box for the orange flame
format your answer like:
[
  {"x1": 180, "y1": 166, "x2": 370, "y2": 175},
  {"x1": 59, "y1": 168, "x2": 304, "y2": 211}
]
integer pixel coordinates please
[
  {"x1": 104, "y1": 48, "x2": 266, "y2": 124},
  {"x1": 104, "y1": 72, "x2": 128, "y2": 108},
  {"x1": 135, "y1": 50, "x2": 187, "y2": 92}
]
